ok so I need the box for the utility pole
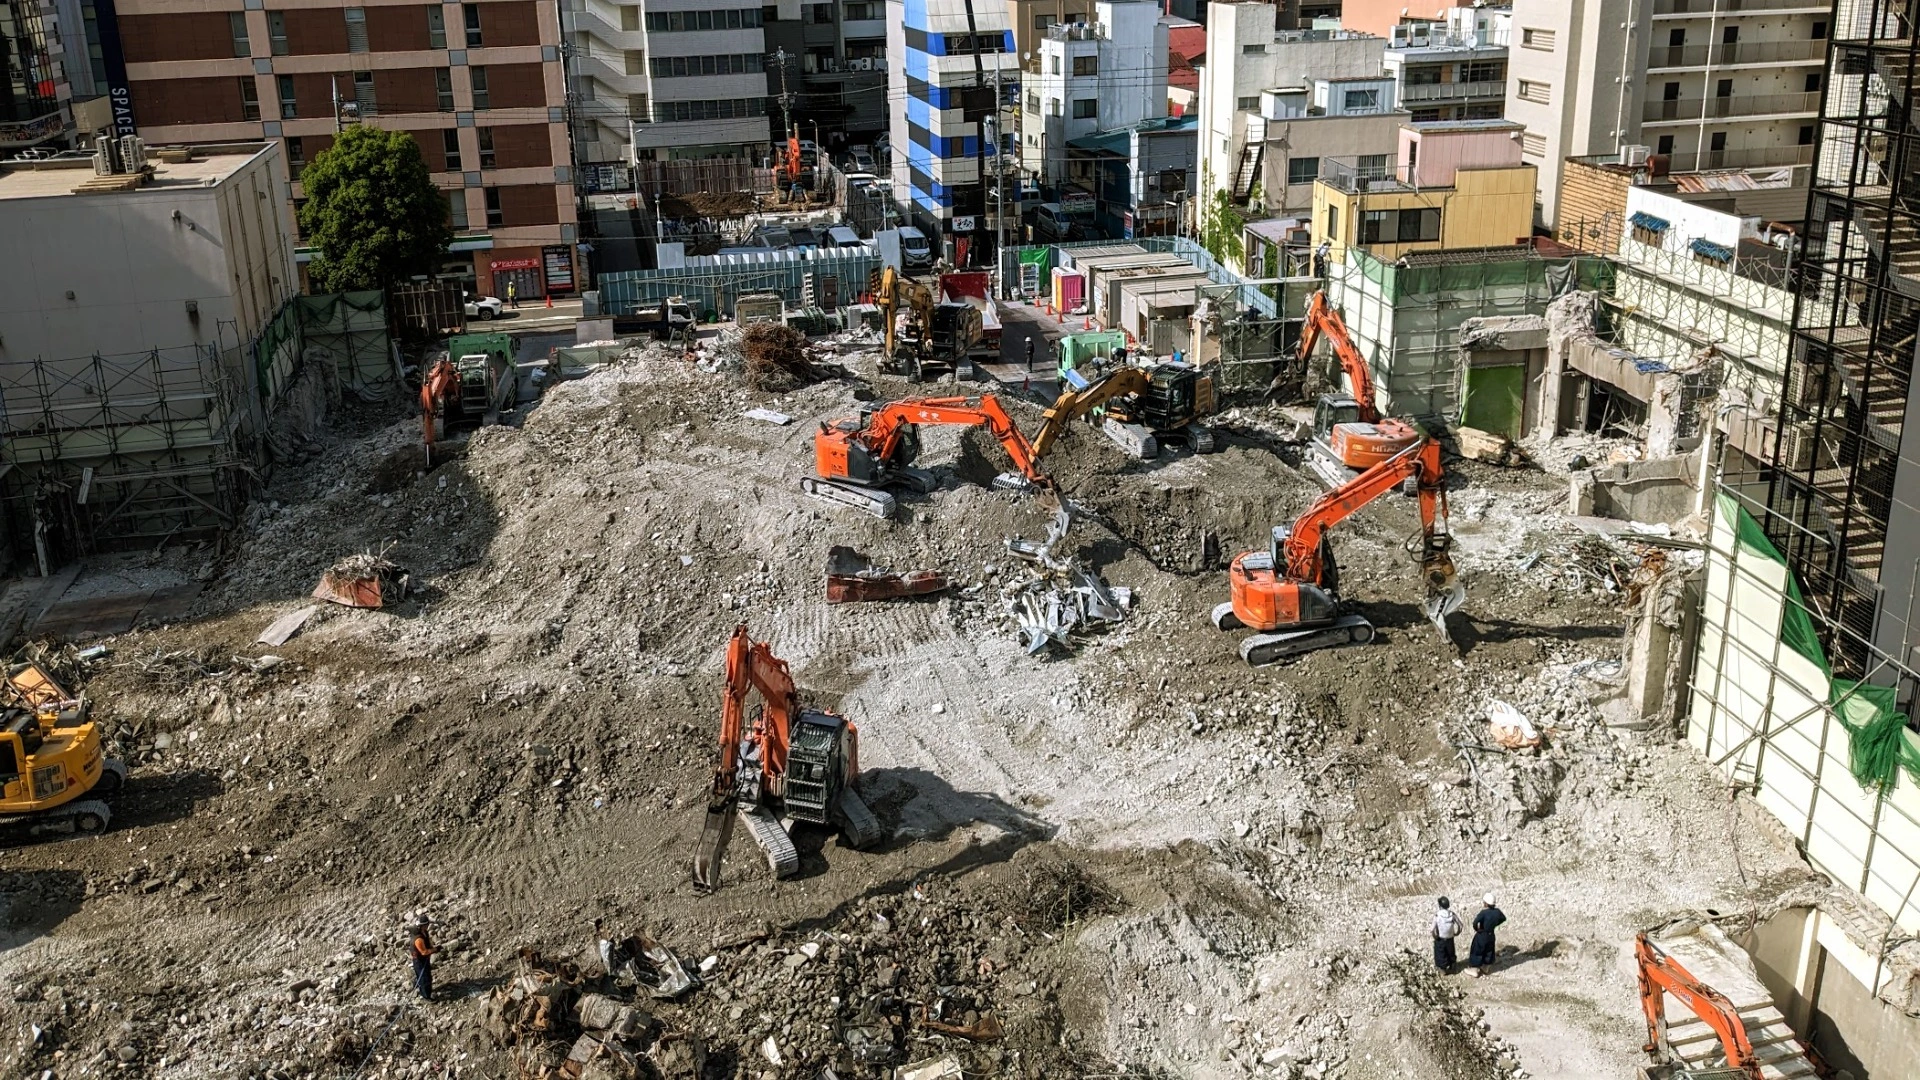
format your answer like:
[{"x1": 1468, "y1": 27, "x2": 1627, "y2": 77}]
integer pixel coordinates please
[
  {"x1": 993, "y1": 56, "x2": 1007, "y2": 298},
  {"x1": 771, "y1": 47, "x2": 795, "y2": 145}
]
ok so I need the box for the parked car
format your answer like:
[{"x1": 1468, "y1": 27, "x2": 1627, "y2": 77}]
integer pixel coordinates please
[
  {"x1": 898, "y1": 225, "x2": 933, "y2": 269},
  {"x1": 872, "y1": 133, "x2": 891, "y2": 167},
  {"x1": 848, "y1": 146, "x2": 876, "y2": 173},
  {"x1": 465, "y1": 293, "x2": 504, "y2": 319},
  {"x1": 826, "y1": 225, "x2": 865, "y2": 247}
]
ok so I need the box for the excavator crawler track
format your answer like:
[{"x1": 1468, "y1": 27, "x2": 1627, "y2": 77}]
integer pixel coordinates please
[
  {"x1": 837, "y1": 789, "x2": 883, "y2": 850},
  {"x1": 801, "y1": 475, "x2": 897, "y2": 519},
  {"x1": 1239, "y1": 615, "x2": 1375, "y2": 666},
  {"x1": 740, "y1": 806, "x2": 801, "y2": 879},
  {"x1": 1209, "y1": 602, "x2": 1244, "y2": 631}
]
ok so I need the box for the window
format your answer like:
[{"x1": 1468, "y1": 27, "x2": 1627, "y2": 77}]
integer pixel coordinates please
[
  {"x1": 1343, "y1": 88, "x2": 1380, "y2": 111},
  {"x1": 1287, "y1": 156, "x2": 1320, "y2": 185},
  {"x1": 1799, "y1": 124, "x2": 1815, "y2": 145},
  {"x1": 1405, "y1": 67, "x2": 1443, "y2": 86},
  {"x1": 478, "y1": 127, "x2": 495, "y2": 169},
  {"x1": 1709, "y1": 131, "x2": 1727, "y2": 151},
  {"x1": 470, "y1": 66, "x2": 489, "y2": 109},
  {"x1": 230, "y1": 12, "x2": 250, "y2": 57},
  {"x1": 809, "y1": 3, "x2": 832, "y2": 24},
  {"x1": 239, "y1": 77, "x2": 259, "y2": 121},
  {"x1": 845, "y1": 2, "x2": 876, "y2": 19},
  {"x1": 285, "y1": 136, "x2": 304, "y2": 176},
  {"x1": 448, "y1": 190, "x2": 468, "y2": 230},
  {"x1": 430, "y1": 68, "x2": 453, "y2": 111},
  {"x1": 267, "y1": 11, "x2": 287, "y2": 55},
  {"x1": 1655, "y1": 135, "x2": 1673, "y2": 155},
  {"x1": 1237, "y1": 95, "x2": 1259, "y2": 111},
  {"x1": 484, "y1": 187, "x2": 502, "y2": 227},
  {"x1": 353, "y1": 70, "x2": 376, "y2": 115},
  {"x1": 1812, "y1": 20, "x2": 1828, "y2": 39},
  {"x1": 427, "y1": 6, "x2": 446, "y2": 48},
  {"x1": 1521, "y1": 27, "x2": 1554, "y2": 51},
  {"x1": 1242, "y1": 43, "x2": 1264, "y2": 55},
  {"x1": 1804, "y1": 73, "x2": 1823, "y2": 92},
  {"x1": 1521, "y1": 132, "x2": 1546, "y2": 156},
  {"x1": 1034, "y1": 13, "x2": 1055, "y2": 31},
  {"x1": 1360, "y1": 208, "x2": 1440, "y2": 244},
  {"x1": 345, "y1": 8, "x2": 367, "y2": 52},
  {"x1": 1026, "y1": 91, "x2": 1039, "y2": 113},
  {"x1": 1356, "y1": 153, "x2": 1388, "y2": 179},
  {"x1": 628, "y1": 93, "x2": 649, "y2": 121},
  {"x1": 1072, "y1": 54, "x2": 1097, "y2": 76},
  {"x1": 463, "y1": 2, "x2": 482, "y2": 46},
  {"x1": 620, "y1": 5, "x2": 639, "y2": 31},
  {"x1": 1072, "y1": 98, "x2": 1097, "y2": 120},
  {"x1": 443, "y1": 129, "x2": 462, "y2": 170},
  {"x1": 1050, "y1": 55, "x2": 1061, "y2": 75},
  {"x1": 1461, "y1": 60, "x2": 1502, "y2": 83},
  {"x1": 1325, "y1": 204, "x2": 1338, "y2": 241},
  {"x1": 1721, "y1": 25, "x2": 1738, "y2": 44},
  {"x1": 278, "y1": 74, "x2": 297, "y2": 118},
  {"x1": 1715, "y1": 78, "x2": 1733, "y2": 98},
  {"x1": 1517, "y1": 80, "x2": 1550, "y2": 104}
]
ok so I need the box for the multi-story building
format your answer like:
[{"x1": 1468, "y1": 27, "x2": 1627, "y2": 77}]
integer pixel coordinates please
[
  {"x1": 111, "y1": 1, "x2": 575, "y2": 299},
  {"x1": 1197, "y1": 3, "x2": 1404, "y2": 250},
  {"x1": 1022, "y1": 0, "x2": 1167, "y2": 188},
  {"x1": 1311, "y1": 119, "x2": 1535, "y2": 262},
  {"x1": 885, "y1": 0, "x2": 1018, "y2": 240},
  {"x1": 1009, "y1": 0, "x2": 1092, "y2": 69},
  {"x1": 1383, "y1": 5, "x2": 1509, "y2": 123},
  {"x1": 1507, "y1": 0, "x2": 1827, "y2": 229},
  {"x1": 567, "y1": 0, "x2": 773, "y2": 165},
  {"x1": 1341, "y1": 0, "x2": 1475, "y2": 36},
  {"x1": 756, "y1": 0, "x2": 885, "y2": 151},
  {"x1": 1, "y1": 0, "x2": 71, "y2": 154}
]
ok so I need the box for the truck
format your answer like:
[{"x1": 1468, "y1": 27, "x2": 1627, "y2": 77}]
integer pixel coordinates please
[
  {"x1": 613, "y1": 296, "x2": 695, "y2": 341},
  {"x1": 938, "y1": 271, "x2": 1001, "y2": 358},
  {"x1": 734, "y1": 292, "x2": 786, "y2": 325}
]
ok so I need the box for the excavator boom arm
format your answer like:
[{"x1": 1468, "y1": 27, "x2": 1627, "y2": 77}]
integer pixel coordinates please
[
  {"x1": 1032, "y1": 368, "x2": 1151, "y2": 458},
  {"x1": 862, "y1": 396, "x2": 1049, "y2": 485},
  {"x1": 694, "y1": 624, "x2": 800, "y2": 890},
  {"x1": 1283, "y1": 439, "x2": 1445, "y2": 584},
  {"x1": 420, "y1": 359, "x2": 459, "y2": 462},
  {"x1": 1634, "y1": 934, "x2": 1762, "y2": 1079},
  {"x1": 1301, "y1": 291, "x2": 1380, "y2": 423}
]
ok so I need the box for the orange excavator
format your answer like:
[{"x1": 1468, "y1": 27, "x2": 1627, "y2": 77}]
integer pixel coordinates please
[
  {"x1": 1299, "y1": 290, "x2": 1420, "y2": 486},
  {"x1": 419, "y1": 338, "x2": 518, "y2": 464},
  {"x1": 802, "y1": 394, "x2": 1049, "y2": 517},
  {"x1": 1211, "y1": 437, "x2": 1463, "y2": 665},
  {"x1": 692, "y1": 624, "x2": 881, "y2": 890},
  {"x1": 1635, "y1": 934, "x2": 1763, "y2": 1079}
]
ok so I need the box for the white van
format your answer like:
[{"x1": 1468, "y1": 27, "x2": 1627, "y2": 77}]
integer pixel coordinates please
[
  {"x1": 898, "y1": 225, "x2": 933, "y2": 268},
  {"x1": 826, "y1": 226, "x2": 864, "y2": 247}
]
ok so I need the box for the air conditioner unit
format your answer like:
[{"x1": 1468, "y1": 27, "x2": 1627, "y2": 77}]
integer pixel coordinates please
[
  {"x1": 1621, "y1": 144, "x2": 1651, "y2": 167},
  {"x1": 118, "y1": 135, "x2": 146, "y2": 172},
  {"x1": 852, "y1": 57, "x2": 872, "y2": 71}
]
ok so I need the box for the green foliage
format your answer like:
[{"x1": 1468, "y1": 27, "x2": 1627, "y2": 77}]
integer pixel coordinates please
[
  {"x1": 297, "y1": 126, "x2": 452, "y2": 293},
  {"x1": 1200, "y1": 188, "x2": 1246, "y2": 269}
]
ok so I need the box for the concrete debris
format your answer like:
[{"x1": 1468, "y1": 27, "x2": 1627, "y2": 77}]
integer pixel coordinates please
[
  {"x1": 1002, "y1": 506, "x2": 1130, "y2": 653},
  {"x1": 826, "y1": 545, "x2": 949, "y2": 603},
  {"x1": 487, "y1": 945, "x2": 694, "y2": 1080},
  {"x1": 894, "y1": 1056, "x2": 964, "y2": 1080},
  {"x1": 255, "y1": 605, "x2": 319, "y2": 647},
  {"x1": 312, "y1": 552, "x2": 409, "y2": 609},
  {"x1": 743, "y1": 407, "x2": 794, "y2": 425},
  {"x1": 1456, "y1": 425, "x2": 1522, "y2": 466},
  {"x1": 599, "y1": 929, "x2": 697, "y2": 1000}
]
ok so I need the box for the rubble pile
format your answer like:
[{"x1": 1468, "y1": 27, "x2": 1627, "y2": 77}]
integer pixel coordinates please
[
  {"x1": 742, "y1": 323, "x2": 822, "y2": 392},
  {"x1": 485, "y1": 946, "x2": 698, "y2": 1080},
  {"x1": 1001, "y1": 506, "x2": 1132, "y2": 654}
]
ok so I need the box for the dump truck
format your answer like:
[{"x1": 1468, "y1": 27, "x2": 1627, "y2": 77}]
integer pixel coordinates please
[{"x1": 734, "y1": 292, "x2": 786, "y2": 326}]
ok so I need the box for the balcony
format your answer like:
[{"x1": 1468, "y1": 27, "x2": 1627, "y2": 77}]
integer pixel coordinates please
[
  {"x1": 1318, "y1": 158, "x2": 1412, "y2": 194},
  {"x1": 1651, "y1": 0, "x2": 1832, "y2": 16},
  {"x1": 1656, "y1": 144, "x2": 1815, "y2": 171},
  {"x1": 576, "y1": 50, "x2": 649, "y2": 95},
  {"x1": 1646, "y1": 39, "x2": 1826, "y2": 69},
  {"x1": 1401, "y1": 80, "x2": 1505, "y2": 103},
  {"x1": 1642, "y1": 91, "x2": 1820, "y2": 123},
  {"x1": 842, "y1": 18, "x2": 885, "y2": 39}
]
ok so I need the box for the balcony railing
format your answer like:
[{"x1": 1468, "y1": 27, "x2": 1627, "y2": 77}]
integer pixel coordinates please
[
  {"x1": 1652, "y1": 0, "x2": 1832, "y2": 15},
  {"x1": 1400, "y1": 80, "x2": 1506, "y2": 102},
  {"x1": 1657, "y1": 144, "x2": 1816, "y2": 171},
  {"x1": 1643, "y1": 91, "x2": 1820, "y2": 122},
  {"x1": 1318, "y1": 158, "x2": 1412, "y2": 194},
  {"x1": 1646, "y1": 39, "x2": 1826, "y2": 67}
]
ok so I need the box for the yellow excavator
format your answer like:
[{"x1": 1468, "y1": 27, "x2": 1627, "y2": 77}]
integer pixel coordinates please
[
  {"x1": 1031, "y1": 363, "x2": 1217, "y2": 460},
  {"x1": 874, "y1": 265, "x2": 943, "y2": 380},
  {"x1": 2, "y1": 662, "x2": 126, "y2": 836}
]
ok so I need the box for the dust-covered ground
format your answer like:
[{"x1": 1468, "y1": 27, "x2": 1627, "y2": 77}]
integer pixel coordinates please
[{"x1": 0, "y1": 345, "x2": 1819, "y2": 1080}]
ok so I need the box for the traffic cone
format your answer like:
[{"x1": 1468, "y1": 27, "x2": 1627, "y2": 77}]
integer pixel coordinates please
[
  {"x1": 1082, "y1": 316, "x2": 1091, "y2": 331},
  {"x1": 545, "y1": 293, "x2": 553, "y2": 309}
]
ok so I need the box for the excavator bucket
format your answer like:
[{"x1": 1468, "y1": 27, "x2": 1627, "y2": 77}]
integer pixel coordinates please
[
  {"x1": 691, "y1": 801, "x2": 735, "y2": 891},
  {"x1": 1421, "y1": 547, "x2": 1465, "y2": 641}
]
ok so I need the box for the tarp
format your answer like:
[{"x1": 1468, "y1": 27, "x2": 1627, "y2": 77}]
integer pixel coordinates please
[
  {"x1": 1690, "y1": 237, "x2": 1735, "y2": 263},
  {"x1": 1721, "y1": 492, "x2": 1920, "y2": 792},
  {"x1": 1628, "y1": 211, "x2": 1670, "y2": 232}
]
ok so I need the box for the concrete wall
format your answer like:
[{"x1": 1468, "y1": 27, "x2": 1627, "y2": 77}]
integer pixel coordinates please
[
  {"x1": 1625, "y1": 187, "x2": 1759, "y2": 255},
  {"x1": 1742, "y1": 905, "x2": 1920, "y2": 1078},
  {"x1": 1555, "y1": 156, "x2": 1634, "y2": 254},
  {"x1": 1505, "y1": 0, "x2": 1630, "y2": 228},
  {"x1": 0, "y1": 146, "x2": 296, "y2": 363},
  {"x1": 1258, "y1": 112, "x2": 1406, "y2": 218},
  {"x1": 1404, "y1": 124, "x2": 1523, "y2": 187},
  {"x1": 1570, "y1": 450, "x2": 1701, "y2": 525},
  {"x1": 1339, "y1": 0, "x2": 1474, "y2": 37}
]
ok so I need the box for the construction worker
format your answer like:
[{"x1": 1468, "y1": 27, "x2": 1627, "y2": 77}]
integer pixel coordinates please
[
  {"x1": 1431, "y1": 897, "x2": 1463, "y2": 973},
  {"x1": 1024, "y1": 333, "x2": 1035, "y2": 372},
  {"x1": 1466, "y1": 894, "x2": 1506, "y2": 977},
  {"x1": 409, "y1": 918, "x2": 436, "y2": 1001},
  {"x1": 507, "y1": 279, "x2": 518, "y2": 310}
]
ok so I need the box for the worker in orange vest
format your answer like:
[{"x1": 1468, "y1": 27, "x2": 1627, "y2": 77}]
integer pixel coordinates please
[{"x1": 409, "y1": 918, "x2": 436, "y2": 1001}]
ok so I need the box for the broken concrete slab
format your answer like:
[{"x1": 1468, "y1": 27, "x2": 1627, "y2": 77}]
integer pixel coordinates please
[
  {"x1": 825, "y1": 546, "x2": 949, "y2": 603},
  {"x1": 256, "y1": 605, "x2": 319, "y2": 647}
]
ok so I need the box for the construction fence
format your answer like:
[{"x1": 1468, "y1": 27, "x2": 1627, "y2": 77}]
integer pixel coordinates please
[{"x1": 594, "y1": 247, "x2": 883, "y2": 322}]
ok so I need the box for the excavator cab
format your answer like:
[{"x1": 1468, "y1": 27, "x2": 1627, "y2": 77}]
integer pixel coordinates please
[
  {"x1": 1313, "y1": 394, "x2": 1363, "y2": 439},
  {"x1": 783, "y1": 709, "x2": 857, "y2": 827},
  {"x1": 0, "y1": 663, "x2": 127, "y2": 835}
]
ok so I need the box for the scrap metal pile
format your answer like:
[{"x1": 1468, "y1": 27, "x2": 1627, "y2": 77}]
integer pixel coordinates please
[
  {"x1": 1001, "y1": 505, "x2": 1131, "y2": 655},
  {"x1": 312, "y1": 551, "x2": 410, "y2": 609},
  {"x1": 486, "y1": 932, "x2": 699, "y2": 1080}
]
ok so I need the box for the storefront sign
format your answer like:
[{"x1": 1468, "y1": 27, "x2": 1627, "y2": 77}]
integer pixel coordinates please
[
  {"x1": 951, "y1": 215, "x2": 977, "y2": 232},
  {"x1": 489, "y1": 257, "x2": 540, "y2": 271},
  {"x1": 95, "y1": 0, "x2": 138, "y2": 137},
  {"x1": 542, "y1": 245, "x2": 575, "y2": 294}
]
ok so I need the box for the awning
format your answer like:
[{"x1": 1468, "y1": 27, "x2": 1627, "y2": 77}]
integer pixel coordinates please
[
  {"x1": 294, "y1": 233, "x2": 494, "y2": 264},
  {"x1": 1628, "y1": 211, "x2": 1669, "y2": 232},
  {"x1": 1689, "y1": 237, "x2": 1734, "y2": 262}
]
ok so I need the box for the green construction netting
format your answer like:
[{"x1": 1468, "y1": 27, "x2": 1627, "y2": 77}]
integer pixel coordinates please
[
  {"x1": 1348, "y1": 249, "x2": 1616, "y2": 301},
  {"x1": 1720, "y1": 492, "x2": 1920, "y2": 792}
]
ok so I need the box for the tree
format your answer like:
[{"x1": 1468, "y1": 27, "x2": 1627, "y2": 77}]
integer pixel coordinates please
[
  {"x1": 1200, "y1": 188, "x2": 1248, "y2": 270},
  {"x1": 297, "y1": 126, "x2": 452, "y2": 293}
]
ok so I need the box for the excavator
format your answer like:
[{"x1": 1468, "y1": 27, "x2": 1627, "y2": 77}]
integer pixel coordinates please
[
  {"x1": 1033, "y1": 364, "x2": 1217, "y2": 460},
  {"x1": 803, "y1": 394, "x2": 1050, "y2": 518},
  {"x1": 1299, "y1": 290, "x2": 1420, "y2": 487},
  {"x1": 1, "y1": 661, "x2": 128, "y2": 837},
  {"x1": 420, "y1": 336, "x2": 519, "y2": 465},
  {"x1": 692, "y1": 623, "x2": 882, "y2": 890},
  {"x1": 1211, "y1": 437, "x2": 1464, "y2": 665},
  {"x1": 874, "y1": 265, "x2": 953, "y2": 381},
  {"x1": 1634, "y1": 933, "x2": 1818, "y2": 1080}
]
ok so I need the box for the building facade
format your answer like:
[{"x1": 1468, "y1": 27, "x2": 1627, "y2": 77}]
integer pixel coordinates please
[
  {"x1": 1383, "y1": 5, "x2": 1508, "y2": 123},
  {"x1": 1, "y1": 0, "x2": 71, "y2": 153},
  {"x1": 1312, "y1": 119, "x2": 1535, "y2": 263},
  {"x1": 886, "y1": 0, "x2": 1018, "y2": 239},
  {"x1": 1022, "y1": 0, "x2": 1167, "y2": 188},
  {"x1": 1506, "y1": 0, "x2": 1826, "y2": 228},
  {"x1": 112, "y1": 0, "x2": 575, "y2": 299}
]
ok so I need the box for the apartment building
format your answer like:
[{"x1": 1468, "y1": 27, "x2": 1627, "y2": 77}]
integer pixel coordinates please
[
  {"x1": 1311, "y1": 120, "x2": 1535, "y2": 262},
  {"x1": 110, "y1": 1, "x2": 573, "y2": 299},
  {"x1": 1341, "y1": 0, "x2": 1475, "y2": 36},
  {"x1": 1, "y1": 0, "x2": 71, "y2": 152},
  {"x1": 1198, "y1": 3, "x2": 1405, "y2": 241},
  {"x1": 1507, "y1": 0, "x2": 1828, "y2": 228},
  {"x1": 774, "y1": 0, "x2": 888, "y2": 140},
  {"x1": 1382, "y1": 5, "x2": 1509, "y2": 123},
  {"x1": 566, "y1": 0, "x2": 773, "y2": 167},
  {"x1": 885, "y1": 0, "x2": 1018, "y2": 238},
  {"x1": 1022, "y1": 0, "x2": 1167, "y2": 188}
]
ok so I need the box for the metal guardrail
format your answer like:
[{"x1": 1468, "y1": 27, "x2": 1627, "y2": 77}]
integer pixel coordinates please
[
  {"x1": 1400, "y1": 80, "x2": 1506, "y2": 102},
  {"x1": 1643, "y1": 91, "x2": 1820, "y2": 122},
  {"x1": 1652, "y1": 0, "x2": 1830, "y2": 14},
  {"x1": 1647, "y1": 40, "x2": 1825, "y2": 67}
]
